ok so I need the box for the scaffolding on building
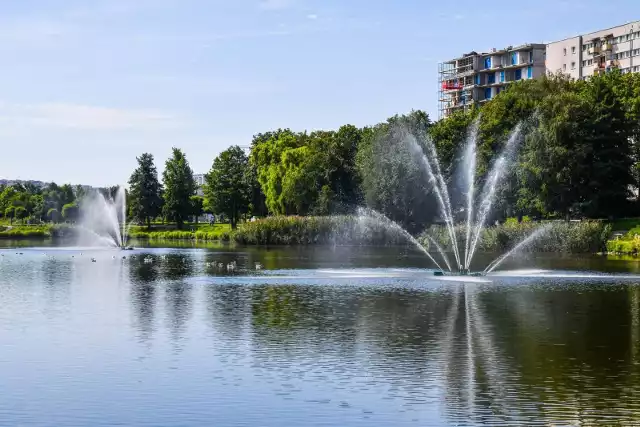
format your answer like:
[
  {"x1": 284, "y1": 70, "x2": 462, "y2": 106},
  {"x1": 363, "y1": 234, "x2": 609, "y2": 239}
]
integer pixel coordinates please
[{"x1": 438, "y1": 52, "x2": 479, "y2": 119}]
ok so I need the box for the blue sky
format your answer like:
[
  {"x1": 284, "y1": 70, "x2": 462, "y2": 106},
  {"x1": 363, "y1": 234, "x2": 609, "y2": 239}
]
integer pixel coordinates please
[{"x1": 1, "y1": 0, "x2": 639, "y2": 186}]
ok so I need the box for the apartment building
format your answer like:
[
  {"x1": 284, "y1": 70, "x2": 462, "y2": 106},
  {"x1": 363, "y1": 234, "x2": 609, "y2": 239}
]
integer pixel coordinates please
[
  {"x1": 193, "y1": 173, "x2": 206, "y2": 196},
  {"x1": 438, "y1": 44, "x2": 546, "y2": 118},
  {"x1": 546, "y1": 21, "x2": 640, "y2": 80}
]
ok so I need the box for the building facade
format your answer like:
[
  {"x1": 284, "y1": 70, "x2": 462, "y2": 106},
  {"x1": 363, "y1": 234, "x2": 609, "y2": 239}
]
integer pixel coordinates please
[
  {"x1": 438, "y1": 44, "x2": 546, "y2": 118},
  {"x1": 193, "y1": 173, "x2": 206, "y2": 196},
  {"x1": 546, "y1": 21, "x2": 640, "y2": 80}
]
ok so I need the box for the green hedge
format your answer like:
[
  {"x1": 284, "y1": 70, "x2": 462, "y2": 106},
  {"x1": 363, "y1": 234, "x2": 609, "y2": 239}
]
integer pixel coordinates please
[
  {"x1": 233, "y1": 215, "x2": 412, "y2": 246},
  {"x1": 420, "y1": 221, "x2": 611, "y2": 254}
]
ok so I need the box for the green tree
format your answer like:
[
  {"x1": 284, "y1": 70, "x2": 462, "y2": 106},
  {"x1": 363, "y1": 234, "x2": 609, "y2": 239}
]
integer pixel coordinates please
[
  {"x1": 162, "y1": 147, "x2": 196, "y2": 229},
  {"x1": 204, "y1": 146, "x2": 250, "y2": 229},
  {"x1": 190, "y1": 195, "x2": 204, "y2": 224},
  {"x1": 14, "y1": 206, "x2": 27, "y2": 223},
  {"x1": 128, "y1": 153, "x2": 163, "y2": 229},
  {"x1": 62, "y1": 203, "x2": 80, "y2": 222},
  {"x1": 4, "y1": 206, "x2": 15, "y2": 225},
  {"x1": 47, "y1": 208, "x2": 61, "y2": 223},
  {"x1": 356, "y1": 113, "x2": 438, "y2": 233}
]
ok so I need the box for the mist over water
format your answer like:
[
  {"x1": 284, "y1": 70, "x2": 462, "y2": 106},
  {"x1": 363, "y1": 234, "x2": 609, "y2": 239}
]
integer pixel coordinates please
[{"x1": 77, "y1": 186, "x2": 129, "y2": 248}]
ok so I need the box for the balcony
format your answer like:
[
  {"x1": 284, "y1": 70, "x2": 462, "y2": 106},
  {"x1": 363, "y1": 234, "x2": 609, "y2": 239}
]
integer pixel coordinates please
[
  {"x1": 589, "y1": 46, "x2": 601, "y2": 55},
  {"x1": 603, "y1": 42, "x2": 613, "y2": 51}
]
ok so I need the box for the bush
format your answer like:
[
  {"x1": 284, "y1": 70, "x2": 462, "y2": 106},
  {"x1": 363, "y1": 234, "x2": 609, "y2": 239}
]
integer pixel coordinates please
[
  {"x1": 233, "y1": 215, "x2": 415, "y2": 246},
  {"x1": 420, "y1": 220, "x2": 611, "y2": 254},
  {"x1": 0, "y1": 225, "x2": 52, "y2": 239}
]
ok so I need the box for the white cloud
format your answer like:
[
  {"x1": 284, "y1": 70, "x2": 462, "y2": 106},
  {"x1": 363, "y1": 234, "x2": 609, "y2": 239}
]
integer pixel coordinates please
[
  {"x1": 259, "y1": 0, "x2": 295, "y2": 10},
  {"x1": 0, "y1": 102, "x2": 183, "y2": 131},
  {"x1": 307, "y1": 14, "x2": 318, "y2": 20}
]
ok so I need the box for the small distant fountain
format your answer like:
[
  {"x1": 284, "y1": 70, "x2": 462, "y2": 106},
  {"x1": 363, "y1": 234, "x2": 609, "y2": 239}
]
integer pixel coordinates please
[
  {"x1": 77, "y1": 186, "x2": 132, "y2": 249},
  {"x1": 358, "y1": 120, "x2": 552, "y2": 276}
]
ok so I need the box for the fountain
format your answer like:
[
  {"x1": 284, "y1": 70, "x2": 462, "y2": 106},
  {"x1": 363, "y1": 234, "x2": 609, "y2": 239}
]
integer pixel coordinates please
[
  {"x1": 358, "y1": 120, "x2": 551, "y2": 276},
  {"x1": 77, "y1": 186, "x2": 133, "y2": 249}
]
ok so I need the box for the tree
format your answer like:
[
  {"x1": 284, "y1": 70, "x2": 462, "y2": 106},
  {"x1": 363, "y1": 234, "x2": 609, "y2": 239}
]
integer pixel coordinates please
[
  {"x1": 62, "y1": 203, "x2": 80, "y2": 222},
  {"x1": 356, "y1": 113, "x2": 438, "y2": 233},
  {"x1": 190, "y1": 195, "x2": 204, "y2": 224},
  {"x1": 128, "y1": 153, "x2": 163, "y2": 229},
  {"x1": 204, "y1": 146, "x2": 250, "y2": 229},
  {"x1": 162, "y1": 148, "x2": 196, "y2": 229},
  {"x1": 4, "y1": 206, "x2": 15, "y2": 225},
  {"x1": 47, "y1": 208, "x2": 61, "y2": 223},
  {"x1": 14, "y1": 206, "x2": 27, "y2": 224}
]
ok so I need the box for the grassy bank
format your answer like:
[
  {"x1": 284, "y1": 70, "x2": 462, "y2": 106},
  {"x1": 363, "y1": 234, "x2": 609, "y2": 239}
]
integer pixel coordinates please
[
  {"x1": 232, "y1": 215, "x2": 409, "y2": 245},
  {"x1": 0, "y1": 224, "x2": 78, "y2": 239},
  {"x1": 0, "y1": 217, "x2": 618, "y2": 255},
  {"x1": 421, "y1": 220, "x2": 611, "y2": 254},
  {"x1": 129, "y1": 223, "x2": 232, "y2": 241}
]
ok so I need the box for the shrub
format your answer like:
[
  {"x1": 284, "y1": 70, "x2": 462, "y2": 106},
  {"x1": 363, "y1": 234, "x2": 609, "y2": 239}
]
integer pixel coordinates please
[{"x1": 420, "y1": 220, "x2": 611, "y2": 254}]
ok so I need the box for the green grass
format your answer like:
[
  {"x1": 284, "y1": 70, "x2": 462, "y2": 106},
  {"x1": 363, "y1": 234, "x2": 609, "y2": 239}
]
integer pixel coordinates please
[
  {"x1": 129, "y1": 223, "x2": 231, "y2": 241},
  {"x1": 608, "y1": 217, "x2": 640, "y2": 232},
  {"x1": 0, "y1": 224, "x2": 52, "y2": 239}
]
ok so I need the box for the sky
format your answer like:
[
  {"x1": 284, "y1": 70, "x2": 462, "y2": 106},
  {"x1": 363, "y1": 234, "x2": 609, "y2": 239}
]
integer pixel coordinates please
[{"x1": 1, "y1": 0, "x2": 639, "y2": 186}]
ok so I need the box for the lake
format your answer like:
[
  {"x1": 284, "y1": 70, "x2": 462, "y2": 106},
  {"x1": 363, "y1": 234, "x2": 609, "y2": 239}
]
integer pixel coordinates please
[{"x1": 1, "y1": 241, "x2": 640, "y2": 426}]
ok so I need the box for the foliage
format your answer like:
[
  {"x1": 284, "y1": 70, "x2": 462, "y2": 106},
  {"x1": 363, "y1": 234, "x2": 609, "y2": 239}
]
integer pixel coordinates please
[
  {"x1": 190, "y1": 195, "x2": 204, "y2": 224},
  {"x1": 204, "y1": 146, "x2": 250, "y2": 229},
  {"x1": 47, "y1": 208, "x2": 61, "y2": 223},
  {"x1": 233, "y1": 215, "x2": 417, "y2": 246},
  {"x1": 61, "y1": 203, "x2": 79, "y2": 222},
  {"x1": 162, "y1": 147, "x2": 196, "y2": 229},
  {"x1": 128, "y1": 153, "x2": 163, "y2": 229},
  {"x1": 355, "y1": 111, "x2": 439, "y2": 234},
  {"x1": 128, "y1": 223, "x2": 230, "y2": 241},
  {"x1": 421, "y1": 221, "x2": 611, "y2": 254},
  {"x1": 250, "y1": 125, "x2": 363, "y2": 216}
]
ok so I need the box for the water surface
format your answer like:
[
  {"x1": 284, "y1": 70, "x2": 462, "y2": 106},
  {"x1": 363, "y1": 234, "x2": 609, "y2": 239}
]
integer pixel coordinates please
[{"x1": 1, "y1": 243, "x2": 640, "y2": 426}]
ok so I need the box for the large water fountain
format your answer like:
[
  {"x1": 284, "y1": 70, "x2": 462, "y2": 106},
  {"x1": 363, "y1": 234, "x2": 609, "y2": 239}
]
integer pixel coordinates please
[
  {"x1": 77, "y1": 186, "x2": 132, "y2": 249},
  {"x1": 359, "y1": 119, "x2": 551, "y2": 276}
]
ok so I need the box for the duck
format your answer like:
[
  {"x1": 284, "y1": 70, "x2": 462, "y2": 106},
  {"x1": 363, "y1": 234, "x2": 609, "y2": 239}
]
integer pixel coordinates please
[
  {"x1": 143, "y1": 256, "x2": 153, "y2": 264},
  {"x1": 255, "y1": 262, "x2": 263, "y2": 270},
  {"x1": 226, "y1": 262, "x2": 236, "y2": 272},
  {"x1": 91, "y1": 258, "x2": 97, "y2": 263}
]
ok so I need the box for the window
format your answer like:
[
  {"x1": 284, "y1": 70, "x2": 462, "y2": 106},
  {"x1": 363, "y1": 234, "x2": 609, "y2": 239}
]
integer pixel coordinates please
[
  {"x1": 475, "y1": 74, "x2": 481, "y2": 85},
  {"x1": 500, "y1": 70, "x2": 505, "y2": 82},
  {"x1": 527, "y1": 66, "x2": 533, "y2": 79},
  {"x1": 571, "y1": 62, "x2": 576, "y2": 70},
  {"x1": 484, "y1": 57, "x2": 492, "y2": 68},
  {"x1": 563, "y1": 64, "x2": 567, "y2": 71},
  {"x1": 634, "y1": 66, "x2": 640, "y2": 72},
  {"x1": 588, "y1": 59, "x2": 593, "y2": 65},
  {"x1": 484, "y1": 87, "x2": 492, "y2": 100},
  {"x1": 515, "y1": 69, "x2": 522, "y2": 80},
  {"x1": 571, "y1": 46, "x2": 576, "y2": 54},
  {"x1": 582, "y1": 60, "x2": 587, "y2": 66},
  {"x1": 529, "y1": 51, "x2": 533, "y2": 62},
  {"x1": 511, "y1": 52, "x2": 517, "y2": 65},
  {"x1": 487, "y1": 73, "x2": 496, "y2": 84},
  {"x1": 583, "y1": 45, "x2": 588, "y2": 51},
  {"x1": 563, "y1": 48, "x2": 567, "y2": 56}
]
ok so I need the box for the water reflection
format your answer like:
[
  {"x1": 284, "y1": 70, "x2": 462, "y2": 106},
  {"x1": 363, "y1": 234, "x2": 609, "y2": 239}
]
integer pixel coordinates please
[{"x1": 2, "y1": 246, "x2": 640, "y2": 425}]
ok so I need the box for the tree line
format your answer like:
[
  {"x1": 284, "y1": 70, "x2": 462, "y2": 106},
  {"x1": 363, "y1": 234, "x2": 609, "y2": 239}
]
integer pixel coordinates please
[{"x1": 3, "y1": 71, "x2": 639, "y2": 233}]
